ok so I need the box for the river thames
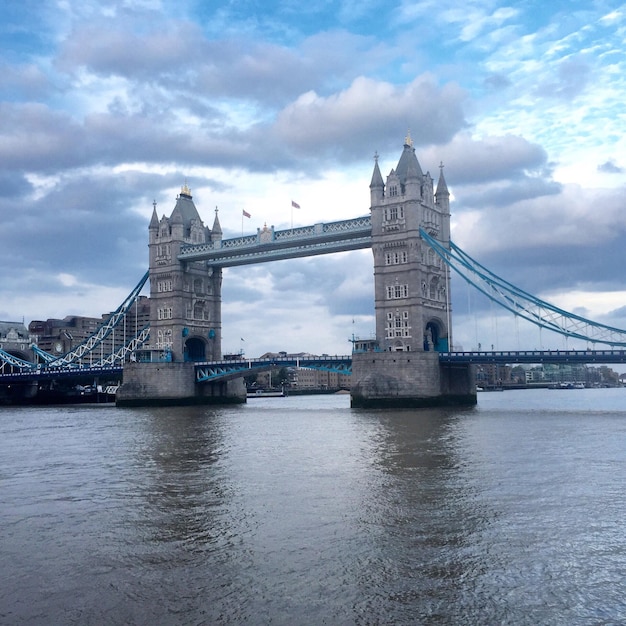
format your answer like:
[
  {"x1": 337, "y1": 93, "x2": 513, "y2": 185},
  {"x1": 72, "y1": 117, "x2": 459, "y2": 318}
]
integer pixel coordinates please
[{"x1": 1, "y1": 388, "x2": 625, "y2": 625}]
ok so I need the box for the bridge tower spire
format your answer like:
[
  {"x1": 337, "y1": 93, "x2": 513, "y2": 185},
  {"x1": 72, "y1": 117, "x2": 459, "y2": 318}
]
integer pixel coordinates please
[
  {"x1": 370, "y1": 136, "x2": 450, "y2": 353},
  {"x1": 146, "y1": 184, "x2": 223, "y2": 363}
]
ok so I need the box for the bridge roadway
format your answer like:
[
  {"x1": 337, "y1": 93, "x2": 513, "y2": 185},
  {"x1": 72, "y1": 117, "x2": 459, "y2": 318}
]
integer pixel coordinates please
[
  {"x1": 195, "y1": 354, "x2": 353, "y2": 382},
  {"x1": 439, "y1": 349, "x2": 626, "y2": 365},
  {"x1": 0, "y1": 365, "x2": 123, "y2": 384},
  {"x1": 195, "y1": 349, "x2": 626, "y2": 382},
  {"x1": 3, "y1": 350, "x2": 626, "y2": 385}
]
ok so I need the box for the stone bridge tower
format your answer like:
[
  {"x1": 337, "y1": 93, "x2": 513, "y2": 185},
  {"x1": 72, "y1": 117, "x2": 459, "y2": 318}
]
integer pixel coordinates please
[
  {"x1": 370, "y1": 132, "x2": 451, "y2": 353},
  {"x1": 117, "y1": 184, "x2": 245, "y2": 406},
  {"x1": 147, "y1": 184, "x2": 223, "y2": 362},
  {"x1": 351, "y1": 135, "x2": 475, "y2": 408}
]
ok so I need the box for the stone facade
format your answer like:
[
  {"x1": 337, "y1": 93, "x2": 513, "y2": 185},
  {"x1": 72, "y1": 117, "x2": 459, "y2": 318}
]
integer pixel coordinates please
[
  {"x1": 0, "y1": 321, "x2": 34, "y2": 368},
  {"x1": 116, "y1": 361, "x2": 245, "y2": 406},
  {"x1": 148, "y1": 184, "x2": 223, "y2": 362},
  {"x1": 351, "y1": 136, "x2": 476, "y2": 408},
  {"x1": 117, "y1": 185, "x2": 245, "y2": 406}
]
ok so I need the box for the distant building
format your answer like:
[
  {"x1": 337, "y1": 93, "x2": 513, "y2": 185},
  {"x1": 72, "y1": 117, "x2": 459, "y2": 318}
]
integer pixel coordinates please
[
  {"x1": 28, "y1": 296, "x2": 150, "y2": 358},
  {"x1": 253, "y1": 352, "x2": 351, "y2": 390},
  {"x1": 0, "y1": 321, "x2": 34, "y2": 366}
]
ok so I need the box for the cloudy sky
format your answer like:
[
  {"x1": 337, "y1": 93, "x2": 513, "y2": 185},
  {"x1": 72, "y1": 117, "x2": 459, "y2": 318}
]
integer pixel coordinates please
[{"x1": 1, "y1": 0, "x2": 625, "y2": 357}]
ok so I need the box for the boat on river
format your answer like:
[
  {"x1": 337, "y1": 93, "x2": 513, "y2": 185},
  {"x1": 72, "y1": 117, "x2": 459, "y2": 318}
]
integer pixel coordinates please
[{"x1": 246, "y1": 389, "x2": 285, "y2": 398}]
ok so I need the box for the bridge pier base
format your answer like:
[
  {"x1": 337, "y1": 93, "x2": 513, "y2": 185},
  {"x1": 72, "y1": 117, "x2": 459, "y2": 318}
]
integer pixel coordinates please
[
  {"x1": 116, "y1": 362, "x2": 246, "y2": 407},
  {"x1": 350, "y1": 352, "x2": 476, "y2": 409}
]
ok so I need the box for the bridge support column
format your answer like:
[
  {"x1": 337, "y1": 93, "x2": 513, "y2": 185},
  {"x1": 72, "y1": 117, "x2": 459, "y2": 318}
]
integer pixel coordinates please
[
  {"x1": 116, "y1": 362, "x2": 246, "y2": 407},
  {"x1": 350, "y1": 352, "x2": 476, "y2": 409}
]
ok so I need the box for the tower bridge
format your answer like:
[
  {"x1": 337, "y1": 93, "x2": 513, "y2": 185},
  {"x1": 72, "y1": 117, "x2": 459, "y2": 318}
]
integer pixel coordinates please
[
  {"x1": 4, "y1": 134, "x2": 626, "y2": 406},
  {"x1": 115, "y1": 133, "x2": 464, "y2": 407}
]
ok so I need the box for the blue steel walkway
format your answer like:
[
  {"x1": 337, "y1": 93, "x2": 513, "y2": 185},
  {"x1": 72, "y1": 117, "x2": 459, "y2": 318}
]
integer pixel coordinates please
[{"x1": 195, "y1": 355, "x2": 352, "y2": 382}]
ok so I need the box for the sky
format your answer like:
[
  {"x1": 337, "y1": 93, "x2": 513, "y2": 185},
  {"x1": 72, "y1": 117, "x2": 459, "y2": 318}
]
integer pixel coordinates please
[{"x1": 1, "y1": 0, "x2": 625, "y2": 358}]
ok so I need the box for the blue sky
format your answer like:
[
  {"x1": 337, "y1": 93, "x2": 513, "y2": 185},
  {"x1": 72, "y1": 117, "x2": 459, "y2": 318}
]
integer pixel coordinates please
[{"x1": 1, "y1": 0, "x2": 625, "y2": 356}]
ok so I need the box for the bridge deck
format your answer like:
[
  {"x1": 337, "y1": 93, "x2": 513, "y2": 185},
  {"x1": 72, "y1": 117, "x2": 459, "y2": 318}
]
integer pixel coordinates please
[
  {"x1": 4, "y1": 350, "x2": 626, "y2": 385},
  {"x1": 439, "y1": 349, "x2": 626, "y2": 364},
  {"x1": 179, "y1": 216, "x2": 372, "y2": 266}
]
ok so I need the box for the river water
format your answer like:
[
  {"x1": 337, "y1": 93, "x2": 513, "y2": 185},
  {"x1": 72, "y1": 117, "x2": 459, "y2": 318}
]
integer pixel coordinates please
[{"x1": 1, "y1": 389, "x2": 625, "y2": 625}]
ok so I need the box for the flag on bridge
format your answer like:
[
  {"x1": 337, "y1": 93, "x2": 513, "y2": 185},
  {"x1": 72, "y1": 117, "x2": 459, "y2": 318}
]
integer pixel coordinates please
[
  {"x1": 291, "y1": 200, "x2": 300, "y2": 209},
  {"x1": 242, "y1": 209, "x2": 251, "y2": 218}
]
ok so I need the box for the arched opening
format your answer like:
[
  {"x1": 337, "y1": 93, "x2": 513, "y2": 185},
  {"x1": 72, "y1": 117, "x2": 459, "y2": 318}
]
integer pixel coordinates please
[
  {"x1": 185, "y1": 337, "x2": 206, "y2": 361},
  {"x1": 424, "y1": 320, "x2": 448, "y2": 352}
]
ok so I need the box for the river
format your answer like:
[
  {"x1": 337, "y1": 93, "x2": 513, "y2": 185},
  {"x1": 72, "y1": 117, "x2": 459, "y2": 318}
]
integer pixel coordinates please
[{"x1": 1, "y1": 389, "x2": 625, "y2": 625}]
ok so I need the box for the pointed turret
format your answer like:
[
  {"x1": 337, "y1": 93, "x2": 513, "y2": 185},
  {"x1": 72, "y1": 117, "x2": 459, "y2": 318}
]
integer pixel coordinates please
[
  {"x1": 435, "y1": 163, "x2": 450, "y2": 242},
  {"x1": 149, "y1": 201, "x2": 159, "y2": 230},
  {"x1": 211, "y1": 207, "x2": 222, "y2": 242},
  {"x1": 395, "y1": 130, "x2": 423, "y2": 187},
  {"x1": 435, "y1": 163, "x2": 450, "y2": 208},
  {"x1": 370, "y1": 152, "x2": 384, "y2": 205}
]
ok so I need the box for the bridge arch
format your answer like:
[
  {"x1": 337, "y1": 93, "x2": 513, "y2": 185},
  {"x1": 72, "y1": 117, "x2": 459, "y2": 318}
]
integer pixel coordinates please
[
  {"x1": 184, "y1": 336, "x2": 207, "y2": 361},
  {"x1": 424, "y1": 318, "x2": 447, "y2": 352}
]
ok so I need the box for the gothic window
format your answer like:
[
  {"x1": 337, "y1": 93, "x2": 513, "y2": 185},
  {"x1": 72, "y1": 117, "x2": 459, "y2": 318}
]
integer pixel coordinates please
[
  {"x1": 430, "y1": 277, "x2": 439, "y2": 300},
  {"x1": 385, "y1": 250, "x2": 408, "y2": 265},
  {"x1": 389, "y1": 186, "x2": 398, "y2": 197},
  {"x1": 386, "y1": 284, "x2": 409, "y2": 299},
  {"x1": 157, "y1": 307, "x2": 172, "y2": 320},
  {"x1": 385, "y1": 310, "x2": 411, "y2": 339},
  {"x1": 193, "y1": 278, "x2": 203, "y2": 294},
  {"x1": 193, "y1": 301, "x2": 205, "y2": 320},
  {"x1": 156, "y1": 328, "x2": 173, "y2": 348}
]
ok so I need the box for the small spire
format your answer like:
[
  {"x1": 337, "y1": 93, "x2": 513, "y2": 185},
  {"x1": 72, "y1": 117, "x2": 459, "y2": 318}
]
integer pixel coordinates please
[
  {"x1": 211, "y1": 205, "x2": 222, "y2": 236},
  {"x1": 436, "y1": 161, "x2": 449, "y2": 196},
  {"x1": 149, "y1": 201, "x2": 159, "y2": 229},
  {"x1": 374, "y1": 151, "x2": 379, "y2": 163},
  {"x1": 181, "y1": 180, "x2": 192, "y2": 197},
  {"x1": 370, "y1": 154, "x2": 384, "y2": 189},
  {"x1": 404, "y1": 128, "x2": 413, "y2": 147}
]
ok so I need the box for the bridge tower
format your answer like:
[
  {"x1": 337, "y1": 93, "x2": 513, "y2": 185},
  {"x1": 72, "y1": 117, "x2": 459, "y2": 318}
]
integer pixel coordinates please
[
  {"x1": 351, "y1": 135, "x2": 475, "y2": 408},
  {"x1": 147, "y1": 184, "x2": 222, "y2": 362},
  {"x1": 117, "y1": 184, "x2": 245, "y2": 406}
]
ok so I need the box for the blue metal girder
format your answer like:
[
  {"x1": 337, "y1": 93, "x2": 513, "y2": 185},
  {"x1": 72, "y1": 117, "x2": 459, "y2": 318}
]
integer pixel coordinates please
[
  {"x1": 0, "y1": 365, "x2": 123, "y2": 383},
  {"x1": 0, "y1": 349, "x2": 37, "y2": 370},
  {"x1": 195, "y1": 356, "x2": 353, "y2": 382},
  {"x1": 439, "y1": 350, "x2": 626, "y2": 364},
  {"x1": 420, "y1": 228, "x2": 626, "y2": 347}
]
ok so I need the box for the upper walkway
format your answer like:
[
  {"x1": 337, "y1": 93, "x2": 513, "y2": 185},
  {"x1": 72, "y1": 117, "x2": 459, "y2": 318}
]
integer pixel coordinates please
[{"x1": 179, "y1": 216, "x2": 372, "y2": 266}]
